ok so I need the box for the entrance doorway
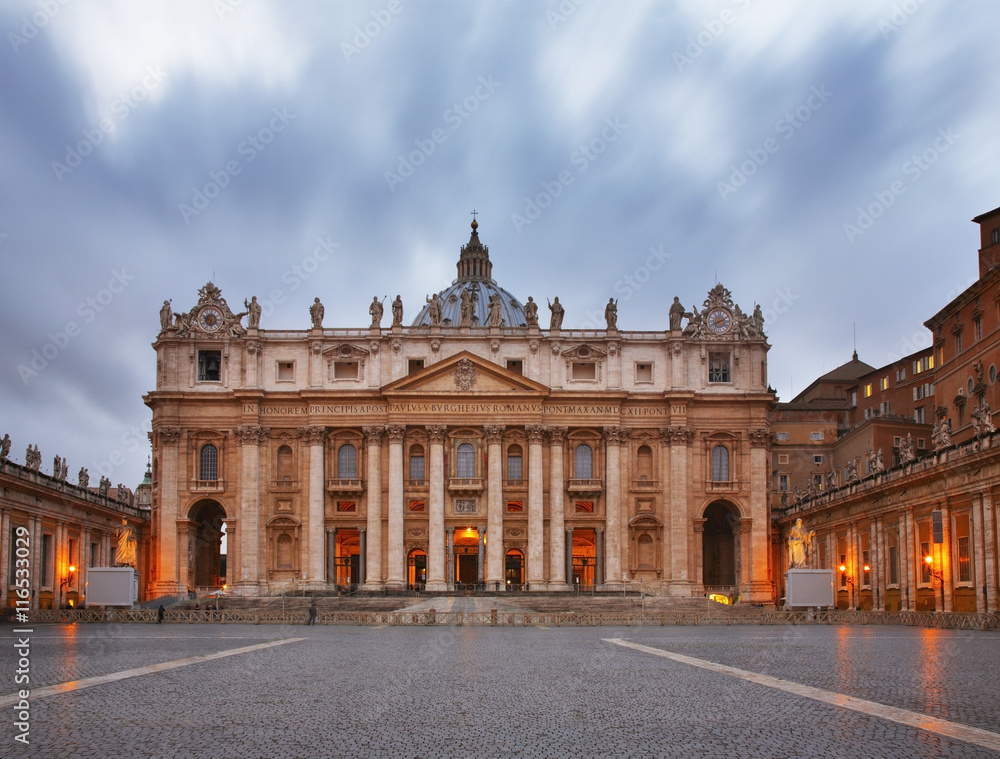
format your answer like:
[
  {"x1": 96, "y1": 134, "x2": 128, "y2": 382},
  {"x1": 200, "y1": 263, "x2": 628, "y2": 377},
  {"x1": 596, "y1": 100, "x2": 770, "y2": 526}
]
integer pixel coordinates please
[
  {"x1": 571, "y1": 528, "x2": 597, "y2": 588},
  {"x1": 334, "y1": 530, "x2": 361, "y2": 588},
  {"x1": 189, "y1": 500, "x2": 226, "y2": 588},
  {"x1": 453, "y1": 527, "x2": 481, "y2": 587},
  {"x1": 505, "y1": 550, "x2": 524, "y2": 589},
  {"x1": 703, "y1": 501, "x2": 739, "y2": 590},
  {"x1": 408, "y1": 550, "x2": 427, "y2": 589}
]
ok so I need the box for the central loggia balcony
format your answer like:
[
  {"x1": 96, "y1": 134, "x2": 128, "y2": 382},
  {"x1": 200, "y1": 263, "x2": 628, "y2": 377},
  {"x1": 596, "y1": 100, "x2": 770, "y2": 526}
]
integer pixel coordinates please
[
  {"x1": 567, "y1": 478, "x2": 604, "y2": 494},
  {"x1": 327, "y1": 478, "x2": 364, "y2": 494}
]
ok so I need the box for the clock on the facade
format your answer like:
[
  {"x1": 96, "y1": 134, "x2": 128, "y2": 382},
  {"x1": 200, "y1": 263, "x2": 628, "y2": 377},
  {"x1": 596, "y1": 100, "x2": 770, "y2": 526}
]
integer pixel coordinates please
[
  {"x1": 707, "y1": 308, "x2": 732, "y2": 334},
  {"x1": 199, "y1": 307, "x2": 223, "y2": 332}
]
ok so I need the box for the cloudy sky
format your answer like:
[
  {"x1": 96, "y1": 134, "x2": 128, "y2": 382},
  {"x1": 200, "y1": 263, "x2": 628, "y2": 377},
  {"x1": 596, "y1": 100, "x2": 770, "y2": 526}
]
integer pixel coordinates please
[{"x1": 2, "y1": 0, "x2": 998, "y2": 487}]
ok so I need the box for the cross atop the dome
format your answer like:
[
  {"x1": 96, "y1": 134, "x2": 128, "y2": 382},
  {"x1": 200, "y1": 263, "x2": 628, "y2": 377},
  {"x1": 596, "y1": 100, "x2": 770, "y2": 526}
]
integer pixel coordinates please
[{"x1": 470, "y1": 209, "x2": 478, "y2": 221}]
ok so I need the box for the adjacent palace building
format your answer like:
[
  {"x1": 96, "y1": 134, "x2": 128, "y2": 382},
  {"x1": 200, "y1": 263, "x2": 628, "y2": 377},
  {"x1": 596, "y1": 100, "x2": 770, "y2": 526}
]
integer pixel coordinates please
[{"x1": 144, "y1": 219, "x2": 775, "y2": 602}]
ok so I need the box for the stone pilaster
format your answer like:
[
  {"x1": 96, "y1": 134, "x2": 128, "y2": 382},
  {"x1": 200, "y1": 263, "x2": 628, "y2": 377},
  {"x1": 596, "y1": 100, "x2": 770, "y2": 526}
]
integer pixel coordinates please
[
  {"x1": 603, "y1": 426, "x2": 627, "y2": 585},
  {"x1": 981, "y1": 492, "x2": 996, "y2": 613},
  {"x1": 154, "y1": 426, "x2": 181, "y2": 596},
  {"x1": 565, "y1": 526, "x2": 574, "y2": 587},
  {"x1": 485, "y1": 425, "x2": 505, "y2": 586},
  {"x1": 548, "y1": 427, "x2": 568, "y2": 589},
  {"x1": 235, "y1": 424, "x2": 263, "y2": 591},
  {"x1": 746, "y1": 427, "x2": 772, "y2": 602},
  {"x1": 904, "y1": 509, "x2": 915, "y2": 611},
  {"x1": 362, "y1": 426, "x2": 383, "y2": 589},
  {"x1": 526, "y1": 425, "x2": 545, "y2": 587},
  {"x1": 385, "y1": 424, "x2": 406, "y2": 587},
  {"x1": 692, "y1": 518, "x2": 706, "y2": 595},
  {"x1": 939, "y1": 501, "x2": 953, "y2": 612},
  {"x1": 425, "y1": 424, "x2": 448, "y2": 591},
  {"x1": 663, "y1": 426, "x2": 694, "y2": 595},
  {"x1": 299, "y1": 425, "x2": 326, "y2": 586}
]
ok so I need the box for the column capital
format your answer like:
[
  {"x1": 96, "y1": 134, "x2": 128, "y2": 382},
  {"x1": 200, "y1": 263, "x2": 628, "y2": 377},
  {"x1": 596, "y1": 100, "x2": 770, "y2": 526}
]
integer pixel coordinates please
[
  {"x1": 157, "y1": 427, "x2": 182, "y2": 446},
  {"x1": 298, "y1": 426, "x2": 326, "y2": 446},
  {"x1": 359, "y1": 527, "x2": 366, "y2": 536},
  {"x1": 693, "y1": 517, "x2": 707, "y2": 534},
  {"x1": 484, "y1": 424, "x2": 506, "y2": 445},
  {"x1": 525, "y1": 425, "x2": 546, "y2": 443},
  {"x1": 603, "y1": 426, "x2": 630, "y2": 445},
  {"x1": 446, "y1": 526, "x2": 455, "y2": 536},
  {"x1": 595, "y1": 527, "x2": 604, "y2": 536},
  {"x1": 747, "y1": 428, "x2": 770, "y2": 448},
  {"x1": 425, "y1": 424, "x2": 448, "y2": 443},
  {"x1": 546, "y1": 426, "x2": 568, "y2": 445},
  {"x1": 234, "y1": 424, "x2": 263, "y2": 445},
  {"x1": 384, "y1": 424, "x2": 406, "y2": 444},
  {"x1": 362, "y1": 426, "x2": 384, "y2": 446},
  {"x1": 661, "y1": 426, "x2": 695, "y2": 446}
]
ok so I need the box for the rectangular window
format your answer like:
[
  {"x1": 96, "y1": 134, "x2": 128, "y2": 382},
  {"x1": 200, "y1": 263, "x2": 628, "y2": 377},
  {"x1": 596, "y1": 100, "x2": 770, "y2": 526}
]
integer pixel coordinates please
[
  {"x1": 864, "y1": 383, "x2": 873, "y2": 398},
  {"x1": 879, "y1": 401, "x2": 890, "y2": 415},
  {"x1": 839, "y1": 553, "x2": 847, "y2": 587},
  {"x1": 333, "y1": 361, "x2": 358, "y2": 379},
  {"x1": 635, "y1": 363, "x2": 653, "y2": 383},
  {"x1": 811, "y1": 454, "x2": 824, "y2": 464},
  {"x1": 896, "y1": 368, "x2": 906, "y2": 382},
  {"x1": 914, "y1": 407, "x2": 925, "y2": 424},
  {"x1": 277, "y1": 361, "x2": 294, "y2": 381},
  {"x1": 507, "y1": 454, "x2": 523, "y2": 481},
  {"x1": 850, "y1": 391, "x2": 857, "y2": 407},
  {"x1": 955, "y1": 513, "x2": 971, "y2": 584},
  {"x1": 880, "y1": 377, "x2": 888, "y2": 391},
  {"x1": 775, "y1": 432, "x2": 790, "y2": 441},
  {"x1": 41, "y1": 533, "x2": 53, "y2": 587},
  {"x1": 809, "y1": 431, "x2": 824, "y2": 441},
  {"x1": 993, "y1": 227, "x2": 1000, "y2": 245},
  {"x1": 337, "y1": 501, "x2": 356, "y2": 512},
  {"x1": 572, "y1": 362, "x2": 596, "y2": 380},
  {"x1": 975, "y1": 317, "x2": 982, "y2": 341},
  {"x1": 888, "y1": 545, "x2": 899, "y2": 585},
  {"x1": 778, "y1": 473, "x2": 789, "y2": 491},
  {"x1": 90, "y1": 542, "x2": 98, "y2": 568},
  {"x1": 917, "y1": 438, "x2": 926, "y2": 449},
  {"x1": 708, "y1": 353, "x2": 730, "y2": 383},
  {"x1": 862, "y1": 549, "x2": 871, "y2": 587},
  {"x1": 197, "y1": 350, "x2": 221, "y2": 382},
  {"x1": 407, "y1": 359, "x2": 424, "y2": 374},
  {"x1": 409, "y1": 454, "x2": 425, "y2": 482},
  {"x1": 893, "y1": 436, "x2": 902, "y2": 446},
  {"x1": 505, "y1": 359, "x2": 523, "y2": 375}
]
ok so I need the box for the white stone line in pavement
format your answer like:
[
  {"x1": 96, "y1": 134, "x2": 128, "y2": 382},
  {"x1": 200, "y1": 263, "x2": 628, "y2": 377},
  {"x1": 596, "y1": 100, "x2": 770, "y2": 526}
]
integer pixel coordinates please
[
  {"x1": 0, "y1": 638, "x2": 306, "y2": 708},
  {"x1": 605, "y1": 638, "x2": 1000, "y2": 754}
]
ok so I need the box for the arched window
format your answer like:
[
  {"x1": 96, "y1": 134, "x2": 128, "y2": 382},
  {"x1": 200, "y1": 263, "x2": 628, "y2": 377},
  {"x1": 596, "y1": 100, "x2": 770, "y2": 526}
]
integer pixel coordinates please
[
  {"x1": 277, "y1": 445, "x2": 294, "y2": 482},
  {"x1": 711, "y1": 445, "x2": 730, "y2": 482},
  {"x1": 456, "y1": 443, "x2": 476, "y2": 478},
  {"x1": 337, "y1": 444, "x2": 357, "y2": 479},
  {"x1": 574, "y1": 444, "x2": 593, "y2": 479},
  {"x1": 636, "y1": 445, "x2": 653, "y2": 481},
  {"x1": 409, "y1": 444, "x2": 425, "y2": 482},
  {"x1": 199, "y1": 444, "x2": 218, "y2": 481},
  {"x1": 507, "y1": 444, "x2": 523, "y2": 482}
]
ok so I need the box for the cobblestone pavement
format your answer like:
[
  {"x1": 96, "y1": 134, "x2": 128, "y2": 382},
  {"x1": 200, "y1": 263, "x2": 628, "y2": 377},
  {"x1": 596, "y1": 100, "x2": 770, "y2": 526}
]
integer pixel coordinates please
[{"x1": 6, "y1": 623, "x2": 999, "y2": 758}]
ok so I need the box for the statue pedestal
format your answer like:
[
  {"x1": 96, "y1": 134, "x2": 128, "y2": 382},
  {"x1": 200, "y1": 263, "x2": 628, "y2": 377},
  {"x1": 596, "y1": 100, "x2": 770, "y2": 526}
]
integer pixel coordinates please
[{"x1": 785, "y1": 569, "x2": 834, "y2": 608}]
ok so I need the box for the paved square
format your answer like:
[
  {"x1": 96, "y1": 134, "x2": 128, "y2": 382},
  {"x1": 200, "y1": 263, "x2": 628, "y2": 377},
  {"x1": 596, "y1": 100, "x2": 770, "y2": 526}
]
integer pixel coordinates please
[{"x1": 6, "y1": 622, "x2": 1000, "y2": 758}]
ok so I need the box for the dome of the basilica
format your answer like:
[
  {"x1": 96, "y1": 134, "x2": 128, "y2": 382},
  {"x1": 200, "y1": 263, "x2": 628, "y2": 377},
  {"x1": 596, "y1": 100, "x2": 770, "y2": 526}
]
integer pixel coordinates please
[{"x1": 411, "y1": 220, "x2": 529, "y2": 328}]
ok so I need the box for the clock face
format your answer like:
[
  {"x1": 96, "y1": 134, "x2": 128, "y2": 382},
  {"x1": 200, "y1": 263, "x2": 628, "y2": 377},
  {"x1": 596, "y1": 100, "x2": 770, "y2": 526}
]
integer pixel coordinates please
[
  {"x1": 708, "y1": 308, "x2": 732, "y2": 334},
  {"x1": 199, "y1": 307, "x2": 223, "y2": 332}
]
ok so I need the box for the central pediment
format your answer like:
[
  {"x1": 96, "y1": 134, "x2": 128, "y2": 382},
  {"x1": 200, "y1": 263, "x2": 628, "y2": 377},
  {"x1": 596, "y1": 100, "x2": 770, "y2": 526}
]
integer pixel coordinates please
[{"x1": 381, "y1": 351, "x2": 549, "y2": 397}]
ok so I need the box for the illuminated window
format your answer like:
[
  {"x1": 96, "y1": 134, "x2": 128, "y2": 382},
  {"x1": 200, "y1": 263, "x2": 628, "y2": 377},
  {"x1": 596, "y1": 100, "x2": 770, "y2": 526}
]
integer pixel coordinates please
[
  {"x1": 864, "y1": 383, "x2": 873, "y2": 398},
  {"x1": 199, "y1": 444, "x2": 218, "y2": 481},
  {"x1": 880, "y1": 377, "x2": 888, "y2": 391},
  {"x1": 955, "y1": 513, "x2": 972, "y2": 584}
]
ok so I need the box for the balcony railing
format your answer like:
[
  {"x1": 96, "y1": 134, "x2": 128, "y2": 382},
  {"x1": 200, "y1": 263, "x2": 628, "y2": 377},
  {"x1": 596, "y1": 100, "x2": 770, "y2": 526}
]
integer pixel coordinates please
[
  {"x1": 567, "y1": 478, "x2": 604, "y2": 493},
  {"x1": 327, "y1": 478, "x2": 364, "y2": 493},
  {"x1": 505, "y1": 478, "x2": 525, "y2": 488},
  {"x1": 448, "y1": 477, "x2": 484, "y2": 493},
  {"x1": 630, "y1": 479, "x2": 660, "y2": 490},
  {"x1": 269, "y1": 479, "x2": 300, "y2": 491},
  {"x1": 190, "y1": 479, "x2": 225, "y2": 492}
]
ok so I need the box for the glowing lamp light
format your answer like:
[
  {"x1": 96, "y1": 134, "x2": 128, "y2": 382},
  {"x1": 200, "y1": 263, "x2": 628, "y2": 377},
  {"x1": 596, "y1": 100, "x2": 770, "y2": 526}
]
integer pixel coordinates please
[
  {"x1": 839, "y1": 564, "x2": 847, "y2": 572},
  {"x1": 69, "y1": 565, "x2": 76, "y2": 573},
  {"x1": 863, "y1": 565, "x2": 871, "y2": 572},
  {"x1": 925, "y1": 555, "x2": 933, "y2": 565}
]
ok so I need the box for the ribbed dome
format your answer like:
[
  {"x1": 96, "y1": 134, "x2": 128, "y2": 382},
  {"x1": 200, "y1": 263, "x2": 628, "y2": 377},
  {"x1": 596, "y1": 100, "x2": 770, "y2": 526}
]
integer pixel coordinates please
[{"x1": 412, "y1": 219, "x2": 529, "y2": 328}]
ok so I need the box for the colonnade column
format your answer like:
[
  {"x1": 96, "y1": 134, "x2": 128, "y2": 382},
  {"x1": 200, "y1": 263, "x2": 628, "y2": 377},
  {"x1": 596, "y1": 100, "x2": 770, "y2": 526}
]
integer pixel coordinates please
[
  {"x1": 604, "y1": 427, "x2": 624, "y2": 585},
  {"x1": 385, "y1": 425, "x2": 406, "y2": 588},
  {"x1": 565, "y1": 526, "x2": 574, "y2": 587},
  {"x1": 485, "y1": 425, "x2": 505, "y2": 587},
  {"x1": 872, "y1": 520, "x2": 883, "y2": 611},
  {"x1": 526, "y1": 425, "x2": 545, "y2": 588},
  {"x1": 939, "y1": 501, "x2": 953, "y2": 612},
  {"x1": 548, "y1": 427, "x2": 568, "y2": 589},
  {"x1": 425, "y1": 425, "x2": 448, "y2": 591},
  {"x1": 903, "y1": 509, "x2": 915, "y2": 611},
  {"x1": 155, "y1": 427, "x2": 181, "y2": 595},
  {"x1": 477, "y1": 526, "x2": 485, "y2": 583},
  {"x1": 747, "y1": 428, "x2": 772, "y2": 603},
  {"x1": 982, "y1": 492, "x2": 996, "y2": 613},
  {"x1": 362, "y1": 427, "x2": 383, "y2": 590},
  {"x1": 300, "y1": 425, "x2": 327, "y2": 587}
]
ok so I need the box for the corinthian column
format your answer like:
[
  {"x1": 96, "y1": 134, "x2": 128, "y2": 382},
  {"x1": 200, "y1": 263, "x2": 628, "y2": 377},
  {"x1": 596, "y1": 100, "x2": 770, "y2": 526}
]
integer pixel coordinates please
[
  {"x1": 485, "y1": 425, "x2": 506, "y2": 587},
  {"x1": 604, "y1": 426, "x2": 626, "y2": 584},
  {"x1": 425, "y1": 424, "x2": 448, "y2": 591},
  {"x1": 548, "y1": 427, "x2": 568, "y2": 589},
  {"x1": 385, "y1": 425, "x2": 406, "y2": 587},
  {"x1": 362, "y1": 426, "x2": 384, "y2": 589},
  {"x1": 155, "y1": 427, "x2": 181, "y2": 596},
  {"x1": 300, "y1": 426, "x2": 327, "y2": 586},
  {"x1": 663, "y1": 426, "x2": 693, "y2": 595},
  {"x1": 235, "y1": 424, "x2": 265, "y2": 592},
  {"x1": 747, "y1": 428, "x2": 772, "y2": 603},
  {"x1": 526, "y1": 425, "x2": 546, "y2": 587}
]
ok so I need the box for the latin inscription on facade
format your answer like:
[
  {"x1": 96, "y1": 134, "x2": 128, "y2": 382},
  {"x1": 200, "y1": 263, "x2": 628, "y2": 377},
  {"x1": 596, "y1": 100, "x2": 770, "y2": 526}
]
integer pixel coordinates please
[{"x1": 242, "y1": 403, "x2": 670, "y2": 417}]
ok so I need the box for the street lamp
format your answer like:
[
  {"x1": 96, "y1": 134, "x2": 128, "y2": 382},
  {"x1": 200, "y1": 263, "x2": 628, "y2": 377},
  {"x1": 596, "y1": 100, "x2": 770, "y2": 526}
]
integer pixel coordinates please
[
  {"x1": 925, "y1": 555, "x2": 945, "y2": 612},
  {"x1": 59, "y1": 565, "x2": 76, "y2": 609},
  {"x1": 839, "y1": 564, "x2": 856, "y2": 609}
]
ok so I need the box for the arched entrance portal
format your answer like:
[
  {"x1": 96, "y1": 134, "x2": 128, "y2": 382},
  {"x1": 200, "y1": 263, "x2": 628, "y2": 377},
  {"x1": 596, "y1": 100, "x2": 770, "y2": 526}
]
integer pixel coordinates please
[
  {"x1": 702, "y1": 502, "x2": 740, "y2": 593},
  {"x1": 505, "y1": 549, "x2": 524, "y2": 589},
  {"x1": 453, "y1": 527, "x2": 482, "y2": 587},
  {"x1": 189, "y1": 500, "x2": 227, "y2": 588}
]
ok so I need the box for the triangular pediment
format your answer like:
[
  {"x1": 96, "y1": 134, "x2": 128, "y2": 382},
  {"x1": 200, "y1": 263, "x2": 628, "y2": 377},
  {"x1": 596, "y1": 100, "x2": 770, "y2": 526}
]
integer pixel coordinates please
[{"x1": 382, "y1": 351, "x2": 549, "y2": 396}]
